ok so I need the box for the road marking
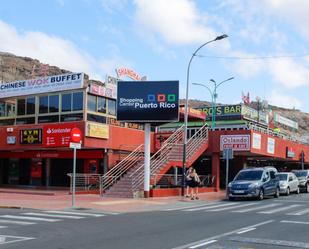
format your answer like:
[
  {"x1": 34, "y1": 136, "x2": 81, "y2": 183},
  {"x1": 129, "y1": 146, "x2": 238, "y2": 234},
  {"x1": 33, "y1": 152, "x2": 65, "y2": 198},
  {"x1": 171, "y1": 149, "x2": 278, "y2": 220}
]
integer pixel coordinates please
[
  {"x1": 164, "y1": 203, "x2": 219, "y2": 211},
  {"x1": 286, "y1": 208, "x2": 309, "y2": 216},
  {"x1": 207, "y1": 203, "x2": 257, "y2": 212},
  {"x1": 232, "y1": 203, "x2": 281, "y2": 213},
  {"x1": 0, "y1": 226, "x2": 7, "y2": 228},
  {"x1": 0, "y1": 219, "x2": 36, "y2": 225},
  {"x1": 281, "y1": 220, "x2": 309, "y2": 225},
  {"x1": 258, "y1": 204, "x2": 302, "y2": 214},
  {"x1": 170, "y1": 220, "x2": 274, "y2": 249},
  {"x1": 22, "y1": 212, "x2": 84, "y2": 219},
  {"x1": 0, "y1": 234, "x2": 34, "y2": 245},
  {"x1": 236, "y1": 227, "x2": 256, "y2": 234},
  {"x1": 184, "y1": 202, "x2": 239, "y2": 212},
  {"x1": 44, "y1": 211, "x2": 106, "y2": 217},
  {"x1": 188, "y1": 240, "x2": 217, "y2": 248},
  {"x1": 0, "y1": 215, "x2": 60, "y2": 222},
  {"x1": 230, "y1": 236, "x2": 309, "y2": 248}
]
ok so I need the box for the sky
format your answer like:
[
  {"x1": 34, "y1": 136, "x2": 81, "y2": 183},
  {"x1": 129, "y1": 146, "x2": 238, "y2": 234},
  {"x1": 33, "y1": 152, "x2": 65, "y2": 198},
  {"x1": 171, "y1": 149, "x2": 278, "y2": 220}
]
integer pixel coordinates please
[{"x1": 0, "y1": 0, "x2": 309, "y2": 112}]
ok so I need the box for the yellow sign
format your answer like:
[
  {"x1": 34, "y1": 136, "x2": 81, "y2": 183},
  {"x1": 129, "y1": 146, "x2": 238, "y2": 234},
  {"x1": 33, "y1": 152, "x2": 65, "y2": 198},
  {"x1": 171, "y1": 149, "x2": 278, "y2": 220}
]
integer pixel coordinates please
[
  {"x1": 86, "y1": 123, "x2": 109, "y2": 139},
  {"x1": 20, "y1": 129, "x2": 42, "y2": 144}
]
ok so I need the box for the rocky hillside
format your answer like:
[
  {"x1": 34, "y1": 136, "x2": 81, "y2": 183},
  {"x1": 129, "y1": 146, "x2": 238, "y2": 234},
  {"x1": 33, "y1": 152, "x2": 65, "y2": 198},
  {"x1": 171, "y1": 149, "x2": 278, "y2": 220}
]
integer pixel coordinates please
[{"x1": 1, "y1": 51, "x2": 309, "y2": 142}]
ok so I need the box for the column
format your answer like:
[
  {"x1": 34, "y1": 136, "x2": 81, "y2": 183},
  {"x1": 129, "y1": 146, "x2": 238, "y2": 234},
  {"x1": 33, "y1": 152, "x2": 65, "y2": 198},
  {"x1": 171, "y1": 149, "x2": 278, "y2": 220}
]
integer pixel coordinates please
[{"x1": 212, "y1": 153, "x2": 220, "y2": 191}]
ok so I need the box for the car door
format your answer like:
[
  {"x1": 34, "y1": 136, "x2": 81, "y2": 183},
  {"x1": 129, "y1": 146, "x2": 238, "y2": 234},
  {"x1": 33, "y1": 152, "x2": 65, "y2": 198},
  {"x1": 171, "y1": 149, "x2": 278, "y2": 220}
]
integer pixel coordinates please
[
  {"x1": 262, "y1": 171, "x2": 271, "y2": 195},
  {"x1": 292, "y1": 174, "x2": 299, "y2": 192},
  {"x1": 288, "y1": 174, "x2": 295, "y2": 192},
  {"x1": 269, "y1": 170, "x2": 277, "y2": 194}
]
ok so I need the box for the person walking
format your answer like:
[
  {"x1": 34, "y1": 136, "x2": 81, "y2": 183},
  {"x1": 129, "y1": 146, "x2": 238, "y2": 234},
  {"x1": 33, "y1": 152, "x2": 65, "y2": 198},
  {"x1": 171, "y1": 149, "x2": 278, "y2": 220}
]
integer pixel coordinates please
[
  {"x1": 189, "y1": 169, "x2": 200, "y2": 200},
  {"x1": 185, "y1": 167, "x2": 194, "y2": 198}
]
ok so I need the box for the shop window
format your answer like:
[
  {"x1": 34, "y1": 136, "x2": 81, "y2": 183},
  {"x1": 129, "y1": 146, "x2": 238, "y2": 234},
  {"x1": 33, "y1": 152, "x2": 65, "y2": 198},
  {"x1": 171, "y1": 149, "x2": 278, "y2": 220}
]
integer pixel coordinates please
[
  {"x1": 6, "y1": 102, "x2": 16, "y2": 117},
  {"x1": 108, "y1": 99, "x2": 116, "y2": 116},
  {"x1": 26, "y1": 97, "x2": 35, "y2": 115},
  {"x1": 0, "y1": 102, "x2": 5, "y2": 117},
  {"x1": 17, "y1": 99, "x2": 26, "y2": 116},
  {"x1": 61, "y1": 113, "x2": 83, "y2": 122},
  {"x1": 49, "y1": 95, "x2": 59, "y2": 113},
  {"x1": 61, "y1": 93, "x2": 72, "y2": 112},
  {"x1": 39, "y1": 96, "x2": 48, "y2": 114},
  {"x1": 16, "y1": 117, "x2": 35, "y2": 124},
  {"x1": 98, "y1": 96, "x2": 106, "y2": 113},
  {"x1": 72, "y1": 92, "x2": 83, "y2": 111},
  {"x1": 87, "y1": 113, "x2": 106, "y2": 123},
  {"x1": 87, "y1": 94, "x2": 96, "y2": 112},
  {"x1": 0, "y1": 119, "x2": 15, "y2": 126},
  {"x1": 38, "y1": 115, "x2": 60, "y2": 123}
]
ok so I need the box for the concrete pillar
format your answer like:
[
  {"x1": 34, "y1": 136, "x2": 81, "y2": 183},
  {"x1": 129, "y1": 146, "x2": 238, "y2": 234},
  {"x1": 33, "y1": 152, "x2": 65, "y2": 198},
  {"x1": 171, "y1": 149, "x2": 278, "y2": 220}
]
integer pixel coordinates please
[
  {"x1": 212, "y1": 153, "x2": 220, "y2": 191},
  {"x1": 45, "y1": 159, "x2": 51, "y2": 187}
]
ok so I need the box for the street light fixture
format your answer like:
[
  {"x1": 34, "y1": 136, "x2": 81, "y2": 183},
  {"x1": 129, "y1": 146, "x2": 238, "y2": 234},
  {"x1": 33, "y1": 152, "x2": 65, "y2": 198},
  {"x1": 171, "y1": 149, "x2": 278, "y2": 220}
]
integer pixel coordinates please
[{"x1": 182, "y1": 34, "x2": 228, "y2": 196}]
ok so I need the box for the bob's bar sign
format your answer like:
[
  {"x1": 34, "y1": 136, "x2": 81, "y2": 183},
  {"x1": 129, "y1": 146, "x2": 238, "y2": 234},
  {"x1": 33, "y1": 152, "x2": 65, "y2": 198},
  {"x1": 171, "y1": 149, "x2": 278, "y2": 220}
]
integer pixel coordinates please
[
  {"x1": 117, "y1": 81, "x2": 179, "y2": 122},
  {"x1": 0, "y1": 72, "x2": 84, "y2": 98}
]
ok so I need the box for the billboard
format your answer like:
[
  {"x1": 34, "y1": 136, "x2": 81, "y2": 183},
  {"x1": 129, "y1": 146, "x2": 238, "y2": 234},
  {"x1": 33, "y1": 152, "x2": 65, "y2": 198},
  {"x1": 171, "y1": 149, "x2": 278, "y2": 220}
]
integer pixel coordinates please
[
  {"x1": 117, "y1": 81, "x2": 179, "y2": 122},
  {"x1": 274, "y1": 113, "x2": 298, "y2": 130},
  {"x1": 0, "y1": 72, "x2": 84, "y2": 99},
  {"x1": 197, "y1": 104, "x2": 242, "y2": 121},
  {"x1": 220, "y1": 134, "x2": 250, "y2": 151}
]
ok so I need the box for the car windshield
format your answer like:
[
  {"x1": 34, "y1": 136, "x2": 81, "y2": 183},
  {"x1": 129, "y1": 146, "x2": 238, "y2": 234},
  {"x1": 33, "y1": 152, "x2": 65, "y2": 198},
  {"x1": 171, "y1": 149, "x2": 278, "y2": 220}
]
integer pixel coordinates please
[
  {"x1": 277, "y1": 173, "x2": 288, "y2": 181},
  {"x1": 294, "y1": 171, "x2": 307, "y2": 177},
  {"x1": 234, "y1": 170, "x2": 263, "y2": 181}
]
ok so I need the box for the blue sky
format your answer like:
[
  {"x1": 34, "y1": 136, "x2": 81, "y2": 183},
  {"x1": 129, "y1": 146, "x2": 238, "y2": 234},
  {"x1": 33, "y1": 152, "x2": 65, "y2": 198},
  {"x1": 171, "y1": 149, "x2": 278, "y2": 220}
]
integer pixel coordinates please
[{"x1": 0, "y1": 0, "x2": 309, "y2": 112}]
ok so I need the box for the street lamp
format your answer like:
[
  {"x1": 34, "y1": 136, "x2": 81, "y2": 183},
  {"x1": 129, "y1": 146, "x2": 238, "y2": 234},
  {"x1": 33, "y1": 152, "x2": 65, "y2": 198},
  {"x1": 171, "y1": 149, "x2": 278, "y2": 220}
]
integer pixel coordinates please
[
  {"x1": 192, "y1": 77, "x2": 234, "y2": 129},
  {"x1": 182, "y1": 34, "x2": 228, "y2": 196}
]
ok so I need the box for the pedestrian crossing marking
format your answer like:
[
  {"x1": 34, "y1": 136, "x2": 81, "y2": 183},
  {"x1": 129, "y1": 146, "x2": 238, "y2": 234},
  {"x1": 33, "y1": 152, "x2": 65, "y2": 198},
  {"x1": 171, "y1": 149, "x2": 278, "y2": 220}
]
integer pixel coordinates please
[
  {"x1": 0, "y1": 219, "x2": 36, "y2": 225},
  {"x1": 44, "y1": 211, "x2": 105, "y2": 217},
  {"x1": 0, "y1": 215, "x2": 60, "y2": 222},
  {"x1": 286, "y1": 208, "x2": 309, "y2": 216},
  {"x1": 22, "y1": 212, "x2": 84, "y2": 219},
  {"x1": 0, "y1": 226, "x2": 7, "y2": 229},
  {"x1": 232, "y1": 203, "x2": 281, "y2": 213},
  {"x1": 258, "y1": 204, "x2": 302, "y2": 214},
  {"x1": 184, "y1": 202, "x2": 239, "y2": 212},
  {"x1": 207, "y1": 203, "x2": 258, "y2": 212}
]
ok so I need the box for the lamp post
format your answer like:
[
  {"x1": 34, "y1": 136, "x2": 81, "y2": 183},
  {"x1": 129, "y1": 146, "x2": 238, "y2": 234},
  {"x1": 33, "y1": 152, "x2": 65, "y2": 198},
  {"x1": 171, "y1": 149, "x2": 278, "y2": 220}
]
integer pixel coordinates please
[
  {"x1": 182, "y1": 34, "x2": 228, "y2": 196},
  {"x1": 193, "y1": 77, "x2": 234, "y2": 129}
]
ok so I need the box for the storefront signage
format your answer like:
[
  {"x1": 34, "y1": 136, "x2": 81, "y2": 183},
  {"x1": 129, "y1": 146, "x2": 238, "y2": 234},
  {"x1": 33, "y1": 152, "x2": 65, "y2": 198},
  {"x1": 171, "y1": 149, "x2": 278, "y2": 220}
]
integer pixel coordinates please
[
  {"x1": 220, "y1": 135, "x2": 250, "y2": 151},
  {"x1": 180, "y1": 107, "x2": 206, "y2": 120},
  {"x1": 252, "y1": 133, "x2": 261, "y2": 150},
  {"x1": 89, "y1": 83, "x2": 117, "y2": 99},
  {"x1": 198, "y1": 105, "x2": 242, "y2": 121},
  {"x1": 274, "y1": 113, "x2": 298, "y2": 130},
  {"x1": 7, "y1": 136, "x2": 16, "y2": 145},
  {"x1": 86, "y1": 122, "x2": 109, "y2": 139},
  {"x1": 117, "y1": 81, "x2": 179, "y2": 122},
  {"x1": 20, "y1": 129, "x2": 42, "y2": 144},
  {"x1": 0, "y1": 72, "x2": 84, "y2": 98},
  {"x1": 286, "y1": 147, "x2": 295, "y2": 158},
  {"x1": 116, "y1": 67, "x2": 142, "y2": 81},
  {"x1": 267, "y1": 137, "x2": 275, "y2": 154},
  {"x1": 43, "y1": 123, "x2": 77, "y2": 147}
]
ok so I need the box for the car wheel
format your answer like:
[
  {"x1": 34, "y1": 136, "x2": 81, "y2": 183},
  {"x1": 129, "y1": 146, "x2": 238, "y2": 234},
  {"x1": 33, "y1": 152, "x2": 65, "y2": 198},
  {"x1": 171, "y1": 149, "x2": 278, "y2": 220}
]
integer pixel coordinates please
[
  {"x1": 274, "y1": 188, "x2": 279, "y2": 198},
  {"x1": 286, "y1": 187, "x2": 290, "y2": 196},
  {"x1": 296, "y1": 187, "x2": 300, "y2": 194},
  {"x1": 229, "y1": 196, "x2": 235, "y2": 201},
  {"x1": 306, "y1": 183, "x2": 309, "y2": 193},
  {"x1": 258, "y1": 189, "x2": 264, "y2": 200}
]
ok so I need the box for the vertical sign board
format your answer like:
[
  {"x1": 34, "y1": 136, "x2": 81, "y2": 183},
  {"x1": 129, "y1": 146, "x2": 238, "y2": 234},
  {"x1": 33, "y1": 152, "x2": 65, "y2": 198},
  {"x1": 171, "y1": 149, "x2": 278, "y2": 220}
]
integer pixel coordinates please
[
  {"x1": 267, "y1": 137, "x2": 275, "y2": 154},
  {"x1": 116, "y1": 81, "x2": 179, "y2": 122},
  {"x1": 252, "y1": 133, "x2": 261, "y2": 150}
]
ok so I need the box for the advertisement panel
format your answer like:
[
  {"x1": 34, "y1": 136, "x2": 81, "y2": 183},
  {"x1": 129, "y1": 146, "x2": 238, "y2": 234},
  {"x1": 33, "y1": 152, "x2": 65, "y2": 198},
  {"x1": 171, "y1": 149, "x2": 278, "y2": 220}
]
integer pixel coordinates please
[
  {"x1": 86, "y1": 122, "x2": 109, "y2": 139},
  {"x1": 89, "y1": 83, "x2": 117, "y2": 99},
  {"x1": 20, "y1": 129, "x2": 42, "y2": 144},
  {"x1": 286, "y1": 147, "x2": 295, "y2": 158},
  {"x1": 274, "y1": 113, "x2": 298, "y2": 130},
  {"x1": 197, "y1": 105, "x2": 242, "y2": 121},
  {"x1": 117, "y1": 81, "x2": 179, "y2": 122},
  {"x1": 0, "y1": 72, "x2": 84, "y2": 98},
  {"x1": 241, "y1": 105, "x2": 268, "y2": 125},
  {"x1": 43, "y1": 123, "x2": 77, "y2": 147},
  {"x1": 252, "y1": 133, "x2": 261, "y2": 150},
  {"x1": 220, "y1": 135, "x2": 250, "y2": 151},
  {"x1": 267, "y1": 137, "x2": 275, "y2": 154}
]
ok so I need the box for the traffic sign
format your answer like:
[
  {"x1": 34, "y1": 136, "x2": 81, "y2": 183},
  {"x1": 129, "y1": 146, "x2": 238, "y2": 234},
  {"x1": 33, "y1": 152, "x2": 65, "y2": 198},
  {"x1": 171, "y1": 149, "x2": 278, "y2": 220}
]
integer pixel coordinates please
[
  {"x1": 69, "y1": 142, "x2": 81, "y2": 149},
  {"x1": 70, "y1": 127, "x2": 82, "y2": 143},
  {"x1": 223, "y1": 148, "x2": 233, "y2": 160}
]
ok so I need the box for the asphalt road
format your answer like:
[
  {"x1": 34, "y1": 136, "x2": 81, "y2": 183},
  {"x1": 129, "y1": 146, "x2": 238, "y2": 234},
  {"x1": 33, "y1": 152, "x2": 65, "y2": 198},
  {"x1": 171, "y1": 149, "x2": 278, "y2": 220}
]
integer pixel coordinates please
[{"x1": 1, "y1": 193, "x2": 309, "y2": 249}]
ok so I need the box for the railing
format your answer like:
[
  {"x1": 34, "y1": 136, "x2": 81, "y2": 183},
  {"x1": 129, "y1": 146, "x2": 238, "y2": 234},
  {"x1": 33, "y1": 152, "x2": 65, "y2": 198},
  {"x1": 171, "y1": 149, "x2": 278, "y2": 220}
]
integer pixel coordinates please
[
  {"x1": 100, "y1": 144, "x2": 144, "y2": 193},
  {"x1": 152, "y1": 174, "x2": 215, "y2": 188},
  {"x1": 130, "y1": 124, "x2": 209, "y2": 193},
  {"x1": 67, "y1": 173, "x2": 102, "y2": 193}
]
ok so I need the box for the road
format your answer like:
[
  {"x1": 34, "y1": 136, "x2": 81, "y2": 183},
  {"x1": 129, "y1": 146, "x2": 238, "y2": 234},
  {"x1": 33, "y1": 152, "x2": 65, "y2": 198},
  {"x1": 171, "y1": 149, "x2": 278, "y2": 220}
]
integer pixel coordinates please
[{"x1": 1, "y1": 193, "x2": 309, "y2": 249}]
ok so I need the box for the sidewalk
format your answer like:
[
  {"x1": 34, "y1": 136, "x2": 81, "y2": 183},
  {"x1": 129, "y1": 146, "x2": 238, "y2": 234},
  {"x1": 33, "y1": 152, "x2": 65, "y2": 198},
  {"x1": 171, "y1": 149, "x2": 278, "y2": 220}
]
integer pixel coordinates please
[{"x1": 0, "y1": 188, "x2": 226, "y2": 213}]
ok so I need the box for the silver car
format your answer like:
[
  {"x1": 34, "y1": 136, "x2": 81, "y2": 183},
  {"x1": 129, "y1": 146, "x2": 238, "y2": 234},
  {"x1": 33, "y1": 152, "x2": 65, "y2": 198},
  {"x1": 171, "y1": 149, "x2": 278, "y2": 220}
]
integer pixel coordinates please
[{"x1": 277, "y1": 172, "x2": 299, "y2": 195}]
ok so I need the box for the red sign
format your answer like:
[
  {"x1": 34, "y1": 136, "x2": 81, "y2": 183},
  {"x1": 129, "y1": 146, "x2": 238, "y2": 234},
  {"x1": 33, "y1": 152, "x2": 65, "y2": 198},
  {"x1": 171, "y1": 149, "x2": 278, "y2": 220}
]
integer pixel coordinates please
[
  {"x1": 70, "y1": 127, "x2": 82, "y2": 143},
  {"x1": 43, "y1": 123, "x2": 77, "y2": 147}
]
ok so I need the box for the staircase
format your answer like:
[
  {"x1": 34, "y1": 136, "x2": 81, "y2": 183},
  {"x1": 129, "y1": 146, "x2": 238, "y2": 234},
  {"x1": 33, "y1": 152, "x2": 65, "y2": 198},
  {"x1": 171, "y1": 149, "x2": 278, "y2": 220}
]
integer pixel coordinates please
[{"x1": 102, "y1": 124, "x2": 209, "y2": 198}]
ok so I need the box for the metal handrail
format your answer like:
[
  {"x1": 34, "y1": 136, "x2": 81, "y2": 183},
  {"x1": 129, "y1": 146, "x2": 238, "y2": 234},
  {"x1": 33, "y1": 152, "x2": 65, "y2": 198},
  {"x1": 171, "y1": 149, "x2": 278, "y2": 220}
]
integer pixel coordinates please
[
  {"x1": 100, "y1": 144, "x2": 144, "y2": 192},
  {"x1": 67, "y1": 173, "x2": 102, "y2": 193}
]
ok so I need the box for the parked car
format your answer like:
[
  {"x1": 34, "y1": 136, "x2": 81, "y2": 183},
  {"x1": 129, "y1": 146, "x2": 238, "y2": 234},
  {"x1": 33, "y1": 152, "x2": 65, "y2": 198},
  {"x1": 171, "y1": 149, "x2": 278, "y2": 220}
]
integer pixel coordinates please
[
  {"x1": 292, "y1": 170, "x2": 309, "y2": 193},
  {"x1": 228, "y1": 167, "x2": 280, "y2": 200},
  {"x1": 276, "y1": 172, "x2": 299, "y2": 195}
]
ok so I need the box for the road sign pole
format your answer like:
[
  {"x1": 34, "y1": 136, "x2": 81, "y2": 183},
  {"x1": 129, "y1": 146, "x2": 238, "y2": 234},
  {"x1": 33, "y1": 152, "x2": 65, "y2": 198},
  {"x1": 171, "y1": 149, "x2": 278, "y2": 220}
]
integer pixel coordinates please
[
  {"x1": 225, "y1": 152, "x2": 229, "y2": 195},
  {"x1": 144, "y1": 123, "x2": 151, "y2": 198},
  {"x1": 72, "y1": 147, "x2": 77, "y2": 208}
]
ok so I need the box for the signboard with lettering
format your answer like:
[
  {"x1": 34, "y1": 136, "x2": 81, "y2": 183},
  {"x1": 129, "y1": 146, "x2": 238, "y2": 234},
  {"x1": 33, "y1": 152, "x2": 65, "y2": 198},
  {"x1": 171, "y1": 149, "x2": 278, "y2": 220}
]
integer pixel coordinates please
[
  {"x1": 252, "y1": 133, "x2": 261, "y2": 150},
  {"x1": 43, "y1": 123, "x2": 77, "y2": 147},
  {"x1": 116, "y1": 68, "x2": 142, "y2": 81},
  {"x1": 117, "y1": 81, "x2": 179, "y2": 122},
  {"x1": 220, "y1": 134, "x2": 250, "y2": 151},
  {"x1": 89, "y1": 83, "x2": 117, "y2": 99},
  {"x1": 274, "y1": 113, "x2": 298, "y2": 130},
  {"x1": 198, "y1": 104, "x2": 242, "y2": 121},
  {"x1": 286, "y1": 147, "x2": 295, "y2": 158},
  {"x1": 86, "y1": 122, "x2": 109, "y2": 139},
  {"x1": 267, "y1": 137, "x2": 275, "y2": 154},
  {"x1": 20, "y1": 129, "x2": 42, "y2": 144},
  {"x1": 0, "y1": 72, "x2": 84, "y2": 98}
]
